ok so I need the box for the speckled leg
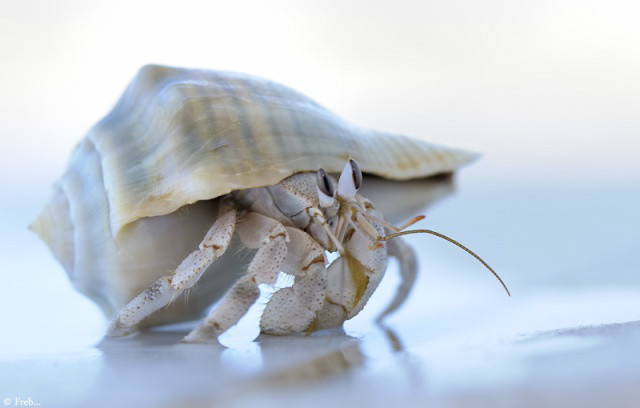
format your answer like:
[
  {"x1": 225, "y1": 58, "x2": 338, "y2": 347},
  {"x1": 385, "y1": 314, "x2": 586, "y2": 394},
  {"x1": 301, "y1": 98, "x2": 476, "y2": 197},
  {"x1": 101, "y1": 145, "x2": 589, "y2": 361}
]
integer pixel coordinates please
[
  {"x1": 376, "y1": 236, "x2": 417, "y2": 321},
  {"x1": 107, "y1": 201, "x2": 237, "y2": 336},
  {"x1": 260, "y1": 228, "x2": 328, "y2": 335},
  {"x1": 182, "y1": 212, "x2": 289, "y2": 343}
]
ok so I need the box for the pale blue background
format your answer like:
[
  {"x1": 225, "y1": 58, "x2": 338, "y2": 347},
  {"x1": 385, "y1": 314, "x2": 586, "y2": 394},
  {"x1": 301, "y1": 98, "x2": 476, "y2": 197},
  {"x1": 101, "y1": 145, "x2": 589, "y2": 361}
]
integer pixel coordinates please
[{"x1": 1, "y1": 1, "x2": 639, "y2": 406}]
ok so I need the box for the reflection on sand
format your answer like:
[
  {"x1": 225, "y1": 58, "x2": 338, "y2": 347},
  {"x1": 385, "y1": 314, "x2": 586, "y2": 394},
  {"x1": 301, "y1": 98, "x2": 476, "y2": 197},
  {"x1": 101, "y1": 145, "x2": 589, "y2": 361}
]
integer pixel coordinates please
[
  {"x1": 256, "y1": 331, "x2": 364, "y2": 385},
  {"x1": 88, "y1": 323, "x2": 427, "y2": 407}
]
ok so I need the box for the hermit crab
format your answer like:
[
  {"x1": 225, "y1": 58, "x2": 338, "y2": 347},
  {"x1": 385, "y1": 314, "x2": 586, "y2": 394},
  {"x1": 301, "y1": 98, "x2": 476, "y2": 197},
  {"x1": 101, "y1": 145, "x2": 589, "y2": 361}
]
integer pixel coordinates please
[{"x1": 32, "y1": 65, "x2": 508, "y2": 342}]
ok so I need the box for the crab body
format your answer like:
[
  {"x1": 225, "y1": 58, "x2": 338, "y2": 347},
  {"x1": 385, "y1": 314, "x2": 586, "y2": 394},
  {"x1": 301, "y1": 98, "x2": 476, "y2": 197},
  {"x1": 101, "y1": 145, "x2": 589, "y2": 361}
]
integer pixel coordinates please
[
  {"x1": 31, "y1": 65, "x2": 476, "y2": 341},
  {"x1": 234, "y1": 169, "x2": 389, "y2": 333}
]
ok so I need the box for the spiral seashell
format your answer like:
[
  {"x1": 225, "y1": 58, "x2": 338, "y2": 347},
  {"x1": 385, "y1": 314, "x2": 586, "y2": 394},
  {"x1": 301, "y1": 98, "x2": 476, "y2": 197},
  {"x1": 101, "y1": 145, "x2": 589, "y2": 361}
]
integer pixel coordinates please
[{"x1": 31, "y1": 64, "x2": 476, "y2": 326}]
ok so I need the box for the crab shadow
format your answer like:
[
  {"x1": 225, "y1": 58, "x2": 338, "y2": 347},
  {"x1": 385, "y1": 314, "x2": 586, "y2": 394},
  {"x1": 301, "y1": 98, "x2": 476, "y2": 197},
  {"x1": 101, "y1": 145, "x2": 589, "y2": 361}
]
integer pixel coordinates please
[{"x1": 90, "y1": 327, "x2": 374, "y2": 405}]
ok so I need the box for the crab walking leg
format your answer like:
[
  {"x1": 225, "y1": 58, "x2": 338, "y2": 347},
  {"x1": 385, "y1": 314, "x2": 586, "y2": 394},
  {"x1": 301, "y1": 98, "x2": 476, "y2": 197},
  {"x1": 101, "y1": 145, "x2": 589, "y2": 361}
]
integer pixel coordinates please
[
  {"x1": 107, "y1": 202, "x2": 237, "y2": 336},
  {"x1": 182, "y1": 213, "x2": 289, "y2": 342},
  {"x1": 376, "y1": 235, "x2": 417, "y2": 321},
  {"x1": 260, "y1": 228, "x2": 328, "y2": 335}
]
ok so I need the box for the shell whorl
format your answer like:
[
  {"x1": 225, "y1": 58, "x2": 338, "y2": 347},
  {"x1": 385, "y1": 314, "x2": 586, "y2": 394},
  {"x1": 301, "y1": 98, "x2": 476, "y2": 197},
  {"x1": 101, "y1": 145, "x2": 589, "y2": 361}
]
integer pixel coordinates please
[
  {"x1": 32, "y1": 64, "x2": 477, "y2": 322},
  {"x1": 78, "y1": 65, "x2": 476, "y2": 239}
]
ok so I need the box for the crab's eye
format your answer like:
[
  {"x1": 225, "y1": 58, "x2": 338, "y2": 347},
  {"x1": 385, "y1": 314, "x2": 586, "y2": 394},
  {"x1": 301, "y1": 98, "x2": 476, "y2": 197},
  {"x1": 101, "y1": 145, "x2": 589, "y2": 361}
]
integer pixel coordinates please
[
  {"x1": 350, "y1": 158, "x2": 362, "y2": 190},
  {"x1": 337, "y1": 158, "x2": 362, "y2": 199},
  {"x1": 316, "y1": 168, "x2": 336, "y2": 207}
]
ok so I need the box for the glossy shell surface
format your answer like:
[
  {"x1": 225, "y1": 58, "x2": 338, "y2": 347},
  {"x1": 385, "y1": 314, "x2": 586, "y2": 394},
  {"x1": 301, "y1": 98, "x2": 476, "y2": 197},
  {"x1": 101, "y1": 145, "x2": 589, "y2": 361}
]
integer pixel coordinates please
[{"x1": 32, "y1": 65, "x2": 476, "y2": 325}]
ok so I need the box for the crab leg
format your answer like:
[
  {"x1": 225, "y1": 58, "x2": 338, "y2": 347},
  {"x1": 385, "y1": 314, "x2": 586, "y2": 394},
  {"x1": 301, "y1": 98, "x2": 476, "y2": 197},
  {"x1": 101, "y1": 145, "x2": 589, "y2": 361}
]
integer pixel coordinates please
[
  {"x1": 260, "y1": 228, "x2": 328, "y2": 335},
  {"x1": 182, "y1": 212, "x2": 289, "y2": 342},
  {"x1": 107, "y1": 201, "x2": 237, "y2": 336},
  {"x1": 376, "y1": 235, "x2": 417, "y2": 321}
]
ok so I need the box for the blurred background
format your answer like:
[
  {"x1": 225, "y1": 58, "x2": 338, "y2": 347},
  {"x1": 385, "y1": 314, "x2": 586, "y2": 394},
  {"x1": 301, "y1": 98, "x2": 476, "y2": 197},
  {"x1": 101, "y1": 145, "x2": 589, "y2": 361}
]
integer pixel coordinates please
[{"x1": 1, "y1": 0, "x2": 639, "y2": 406}]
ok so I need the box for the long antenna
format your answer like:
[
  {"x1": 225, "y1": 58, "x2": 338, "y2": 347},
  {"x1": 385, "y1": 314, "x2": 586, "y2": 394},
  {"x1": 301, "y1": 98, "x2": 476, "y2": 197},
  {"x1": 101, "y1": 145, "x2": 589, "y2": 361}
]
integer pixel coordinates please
[{"x1": 379, "y1": 229, "x2": 510, "y2": 296}]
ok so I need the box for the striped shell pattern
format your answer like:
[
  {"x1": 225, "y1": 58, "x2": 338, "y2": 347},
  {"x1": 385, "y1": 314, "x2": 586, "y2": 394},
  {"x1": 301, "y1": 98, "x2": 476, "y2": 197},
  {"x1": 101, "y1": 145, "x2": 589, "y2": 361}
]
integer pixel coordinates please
[{"x1": 32, "y1": 65, "x2": 476, "y2": 326}]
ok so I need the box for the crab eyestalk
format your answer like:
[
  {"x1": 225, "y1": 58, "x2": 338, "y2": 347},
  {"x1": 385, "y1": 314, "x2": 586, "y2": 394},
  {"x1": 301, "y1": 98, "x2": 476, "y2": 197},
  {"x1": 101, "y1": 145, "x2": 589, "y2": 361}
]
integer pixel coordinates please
[
  {"x1": 316, "y1": 168, "x2": 336, "y2": 209},
  {"x1": 337, "y1": 158, "x2": 362, "y2": 200}
]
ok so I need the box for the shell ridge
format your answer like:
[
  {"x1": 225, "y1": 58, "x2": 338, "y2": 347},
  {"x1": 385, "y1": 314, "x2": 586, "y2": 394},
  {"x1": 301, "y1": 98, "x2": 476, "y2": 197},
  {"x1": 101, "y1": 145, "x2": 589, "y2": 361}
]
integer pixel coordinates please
[
  {"x1": 50, "y1": 65, "x2": 478, "y2": 240},
  {"x1": 58, "y1": 137, "x2": 115, "y2": 311},
  {"x1": 32, "y1": 64, "x2": 481, "y2": 327}
]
